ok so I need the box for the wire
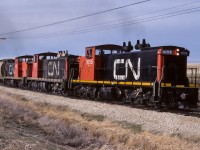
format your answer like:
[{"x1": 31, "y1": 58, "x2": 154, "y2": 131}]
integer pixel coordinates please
[
  {"x1": 0, "y1": 0, "x2": 151, "y2": 36},
  {"x1": 7, "y1": 7, "x2": 200, "y2": 39},
  {"x1": 8, "y1": 9, "x2": 200, "y2": 39},
  {"x1": 9, "y1": 0, "x2": 200, "y2": 39}
]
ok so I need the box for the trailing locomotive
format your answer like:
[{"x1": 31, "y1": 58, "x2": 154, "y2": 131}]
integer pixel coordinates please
[
  {"x1": 1, "y1": 51, "x2": 79, "y2": 93},
  {"x1": 0, "y1": 59, "x2": 15, "y2": 78},
  {"x1": 0, "y1": 39, "x2": 199, "y2": 110},
  {"x1": 0, "y1": 59, "x2": 15, "y2": 85}
]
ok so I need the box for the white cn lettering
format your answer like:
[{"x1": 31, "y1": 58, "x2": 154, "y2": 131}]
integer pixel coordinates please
[
  {"x1": 8, "y1": 65, "x2": 14, "y2": 75},
  {"x1": 113, "y1": 58, "x2": 140, "y2": 80},
  {"x1": 113, "y1": 59, "x2": 125, "y2": 80},
  {"x1": 126, "y1": 58, "x2": 140, "y2": 80},
  {"x1": 86, "y1": 59, "x2": 93, "y2": 65},
  {"x1": 48, "y1": 61, "x2": 60, "y2": 77}
]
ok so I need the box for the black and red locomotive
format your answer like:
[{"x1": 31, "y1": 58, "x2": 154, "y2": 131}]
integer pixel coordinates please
[{"x1": 0, "y1": 39, "x2": 199, "y2": 109}]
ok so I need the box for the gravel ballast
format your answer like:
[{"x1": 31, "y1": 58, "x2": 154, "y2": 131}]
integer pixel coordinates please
[{"x1": 0, "y1": 86, "x2": 200, "y2": 138}]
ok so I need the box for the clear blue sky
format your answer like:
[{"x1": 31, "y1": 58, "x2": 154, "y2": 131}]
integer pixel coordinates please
[{"x1": 0, "y1": 0, "x2": 199, "y2": 62}]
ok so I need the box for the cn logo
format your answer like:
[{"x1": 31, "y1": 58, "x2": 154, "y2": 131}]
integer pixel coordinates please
[
  {"x1": 113, "y1": 58, "x2": 140, "y2": 80},
  {"x1": 48, "y1": 61, "x2": 60, "y2": 77}
]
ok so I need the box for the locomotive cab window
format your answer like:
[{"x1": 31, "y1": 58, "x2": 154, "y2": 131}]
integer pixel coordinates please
[
  {"x1": 96, "y1": 49, "x2": 104, "y2": 56},
  {"x1": 39, "y1": 55, "x2": 47, "y2": 60},
  {"x1": 27, "y1": 58, "x2": 33, "y2": 64},
  {"x1": 86, "y1": 49, "x2": 92, "y2": 59},
  {"x1": 33, "y1": 55, "x2": 37, "y2": 63},
  {"x1": 95, "y1": 49, "x2": 120, "y2": 56},
  {"x1": 104, "y1": 50, "x2": 111, "y2": 54},
  {"x1": 163, "y1": 55, "x2": 187, "y2": 85},
  {"x1": 18, "y1": 58, "x2": 23, "y2": 62}
]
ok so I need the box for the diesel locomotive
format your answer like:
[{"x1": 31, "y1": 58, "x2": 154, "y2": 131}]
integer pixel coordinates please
[{"x1": 0, "y1": 39, "x2": 199, "y2": 109}]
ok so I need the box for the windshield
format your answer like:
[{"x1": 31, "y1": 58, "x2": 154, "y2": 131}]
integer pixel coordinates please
[{"x1": 163, "y1": 55, "x2": 188, "y2": 86}]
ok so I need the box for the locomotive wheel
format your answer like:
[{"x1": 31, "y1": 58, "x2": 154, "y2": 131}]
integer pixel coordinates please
[
  {"x1": 122, "y1": 96, "x2": 127, "y2": 104},
  {"x1": 46, "y1": 84, "x2": 52, "y2": 92},
  {"x1": 130, "y1": 97, "x2": 135, "y2": 105},
  {"x1": 90, "y1": 88, "x2": 97, "y2": 100},
  {"x1": 167, "y1": 93, "x2": 178, "y2": 110},
  {"x1": 73, "y1": 85, "x2": 82, "y2": 98},
  {"x1": 96, "y1": 91, "x2": 101, "y2": 100},
  {"x1": 122, "y1": 95, "x2": 130, "y2": 104}
]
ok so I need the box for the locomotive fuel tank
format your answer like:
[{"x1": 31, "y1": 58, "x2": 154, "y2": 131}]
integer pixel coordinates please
[{"x1": 99, "y1": 87, "x2": 122, "y2": 100}]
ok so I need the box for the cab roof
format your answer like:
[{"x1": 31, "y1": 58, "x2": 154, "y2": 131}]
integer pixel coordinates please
[
  {"x1": 86, "y1": 44, "x2": 123, "y2": 50},
  {"x1": 35, "y1": 52, "x2": 57, "y2": 56},
  {"x1": 16, "y1": 55, "x2": 33, "y2": 59}
]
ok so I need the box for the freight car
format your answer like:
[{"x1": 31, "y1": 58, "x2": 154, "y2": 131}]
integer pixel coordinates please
[
  {"x1": 187, "y1": 64, "x2": 200, "y2": 87},
  {"x1": 187, "y1": 64, "x2": 200, "y2": 100}
]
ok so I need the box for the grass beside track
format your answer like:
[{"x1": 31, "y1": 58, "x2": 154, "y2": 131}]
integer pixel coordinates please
[{"x1": 0, "y1": 90, "x2": 200, "y2": 149}]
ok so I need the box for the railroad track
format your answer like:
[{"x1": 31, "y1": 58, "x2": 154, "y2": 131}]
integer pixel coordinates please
[
  {"x1": 4, "y1": 84, "x2": 200, "y2": 118},
  {"x1": 1, "y1": 81, "x2": 200, "y2": 118}
]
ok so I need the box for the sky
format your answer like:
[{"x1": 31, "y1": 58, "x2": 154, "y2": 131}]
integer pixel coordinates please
[{"x1": 0, "y1": 0, "x2": 199, "y2": 62}]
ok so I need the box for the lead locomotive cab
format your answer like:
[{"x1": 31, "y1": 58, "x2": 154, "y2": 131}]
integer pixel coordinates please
[{"x1": 79, "y1": 44, "x2": 124, "y2": 81}]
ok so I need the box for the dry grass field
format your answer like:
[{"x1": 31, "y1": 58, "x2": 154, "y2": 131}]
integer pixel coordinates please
[{"x1": 0, "y1": 90, "x2": 200, "y2": 149}]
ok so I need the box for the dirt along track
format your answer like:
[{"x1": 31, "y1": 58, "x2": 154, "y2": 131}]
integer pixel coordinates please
[{"x1": 0, "y1": 85, "x2": 200, "y2": 139}]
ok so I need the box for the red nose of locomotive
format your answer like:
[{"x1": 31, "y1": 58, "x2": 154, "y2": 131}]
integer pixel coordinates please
[{"x1": 157, "y1": 46, "x2": 189, "y2": 86}]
